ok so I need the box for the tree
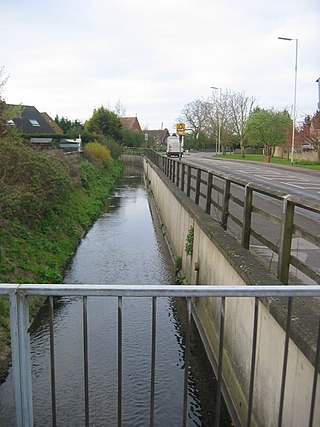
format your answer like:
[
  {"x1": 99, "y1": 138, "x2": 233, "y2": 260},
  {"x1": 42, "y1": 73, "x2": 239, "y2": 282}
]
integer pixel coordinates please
[
  {"x1": 85, "y1": 106, "x2": 123, "y2": 142},
  {"x1": 227, "y1": 90, "x2": 255, "y2": 157},
  {"x1": 180, "y1": 90, "x2": 255, "y2": 155},
  {"x1": 300, "y1": 112, "x2": 320, "y2": 161},
  {"x1": 55, "y1": 115, "x2": 83, "y2": 135},
  {"x1": 246, "y1": 108, "x2": 292, "y2": 156},
  {"x1": 114, "y1": 100, "x2": 126, "y2": 116},
  {"x1": 211, "y1": 92, "x2": 238, "y2": 154},
  {"x1": 179, "y1": 99, "x2": 209, "y2": 135},
  {"x1": 121, "y1": 128, "x2": 144, "y2": 148}
]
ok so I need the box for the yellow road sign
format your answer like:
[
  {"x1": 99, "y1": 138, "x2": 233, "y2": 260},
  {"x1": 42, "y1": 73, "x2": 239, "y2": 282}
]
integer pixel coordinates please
[{"x1": 176, "y1": 122, "x2": 186, "y2": 136}]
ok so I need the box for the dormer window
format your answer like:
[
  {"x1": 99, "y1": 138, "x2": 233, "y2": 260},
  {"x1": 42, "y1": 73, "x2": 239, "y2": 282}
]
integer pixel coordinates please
[
  {"x1": 7, "y1": 119, "x2": 15, "y2": 126},
  {"x1": 29, "y1": 119, "x2": 40, "y2": 127}
]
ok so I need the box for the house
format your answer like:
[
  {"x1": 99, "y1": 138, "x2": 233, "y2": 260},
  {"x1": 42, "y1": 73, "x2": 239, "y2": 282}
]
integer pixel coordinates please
[
  {"x1": 41, "y1": 112, "x2": 63, "y2": 134},
  {"x1": 119, "y1": 116, "x2": 142, "y2": 132},
  {"x1": 7, "y1": 105, "x2": 58, "y2": 135},
  {"x1": 143, "y1": 129, "x2": 170, "y2": 148}
]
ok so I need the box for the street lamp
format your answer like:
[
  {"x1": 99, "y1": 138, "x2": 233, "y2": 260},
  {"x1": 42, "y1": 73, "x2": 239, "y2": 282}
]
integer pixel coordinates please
[
  {"x1": 278, "y1": 37, "x2": 298, "y2": 165},
  {"x1": 211, "y1": 86, "x2": 222, "y2": 154}
]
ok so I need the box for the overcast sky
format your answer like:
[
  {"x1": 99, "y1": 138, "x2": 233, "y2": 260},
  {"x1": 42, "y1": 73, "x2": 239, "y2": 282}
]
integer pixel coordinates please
[{"x1": 1, "y1": 0, "x2": 319, "y2": 131}]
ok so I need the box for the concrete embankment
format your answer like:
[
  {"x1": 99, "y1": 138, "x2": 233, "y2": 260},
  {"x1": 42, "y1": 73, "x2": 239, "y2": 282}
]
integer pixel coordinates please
[{"x1": 144, "y1": 156, "x2": 320, "y2": 427}]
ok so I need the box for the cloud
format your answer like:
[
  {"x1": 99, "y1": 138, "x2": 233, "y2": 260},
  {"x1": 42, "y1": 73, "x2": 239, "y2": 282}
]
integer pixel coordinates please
[{"x1": 1, "y1": 0, "x2": 319, "y2": 130}]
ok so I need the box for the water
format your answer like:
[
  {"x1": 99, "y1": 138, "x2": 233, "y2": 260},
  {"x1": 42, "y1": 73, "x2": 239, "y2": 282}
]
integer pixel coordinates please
[{"x1": 0, "y1": 164, "x2": 231, "y2": 426}]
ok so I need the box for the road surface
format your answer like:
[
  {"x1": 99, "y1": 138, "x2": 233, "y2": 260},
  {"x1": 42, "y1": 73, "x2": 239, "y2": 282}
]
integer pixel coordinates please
[{"x1": 185, "y1": 152, "x2": 320, "y2": 204}]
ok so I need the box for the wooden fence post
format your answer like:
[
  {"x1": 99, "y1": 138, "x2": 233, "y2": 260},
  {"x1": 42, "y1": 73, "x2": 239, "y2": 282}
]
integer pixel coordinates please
[
  {"x1": 278, "y1": 195, "x2": 295, "y2": 284},
  {"x1": 242, "y1": 183, "x2": 253, "y2": 249}
]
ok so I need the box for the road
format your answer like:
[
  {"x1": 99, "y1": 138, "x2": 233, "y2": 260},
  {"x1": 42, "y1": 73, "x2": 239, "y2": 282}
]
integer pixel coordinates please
[{"x1": 185, "y1": 152, "x2": 320, "y2": 204}]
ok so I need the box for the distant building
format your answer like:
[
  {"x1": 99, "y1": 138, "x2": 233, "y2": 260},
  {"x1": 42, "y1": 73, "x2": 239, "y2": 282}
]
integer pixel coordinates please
[
  {"x1": 144, "y1": 129, "x2": 170, "y2": 147},
  {"x1": 7, "y1": 105, "x2": 59, "y2": 135},
  {"x1": 119, "y1": 116, "x2": 142, "y2": 132}
]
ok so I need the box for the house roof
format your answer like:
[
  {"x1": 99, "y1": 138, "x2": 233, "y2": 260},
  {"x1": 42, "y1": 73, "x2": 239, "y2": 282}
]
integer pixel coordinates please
[
  {"x1": 7, "y1": 105, "x2": 58, "y2": 134},
  {"x1": 144, "y1": 129, "x2": 170, "y2": 145},
  {"x1": 41, "y1": 112, "x2": 63, "y2": 134},
  {"x1": 119, "y1": 116, "x2": 142, "y2": 132}
]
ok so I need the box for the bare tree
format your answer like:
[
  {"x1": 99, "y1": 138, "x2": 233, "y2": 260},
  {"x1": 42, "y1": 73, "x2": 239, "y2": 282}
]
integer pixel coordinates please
[
  {"x1": 301, "y1": 112, "x2": 320, "y2": 161},
  {"x1": 179, "y1": 98, "x2": 209, "y2": 134},
  {"x1": 114, "y1": 100, "x2": 126, "y2": 116},
  {"x1": 227, "y1": 90, "x2": 255, "y2": 157}
]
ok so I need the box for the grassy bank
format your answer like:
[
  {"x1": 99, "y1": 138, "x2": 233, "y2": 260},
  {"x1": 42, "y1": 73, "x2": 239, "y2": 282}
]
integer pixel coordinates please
[
  {"x1": 0, "y1": 140, "x2": 123, "y2": 378},
  {"x1": 215, "y1": 153, "x2": 320, "y2": 170}
]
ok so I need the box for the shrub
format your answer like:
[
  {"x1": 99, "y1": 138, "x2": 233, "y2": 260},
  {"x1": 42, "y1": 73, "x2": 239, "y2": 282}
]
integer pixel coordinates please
[
  {"x1": 85, "y1": 142, "x2": 113, "y2": 167},
  {"x1": 0, "y1": 139, "x2": 73, "y2": 225},
  {"x1": 104, "y1": 138, "x2": 123, "y2": 160}
]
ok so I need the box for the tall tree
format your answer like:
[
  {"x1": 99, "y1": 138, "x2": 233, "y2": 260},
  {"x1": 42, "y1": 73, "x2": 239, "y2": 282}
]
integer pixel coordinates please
[
  {"x1": 55, "y1": 115, "x2": 84, "y2": 137},
  {"x1": 114, "y1": 100, "x2": 126, "y2": 116},
  {"x1": 227, "y1": 90, "x2": 255, "y2": 158},
  {"x1": 246, "y1": 108, "x2": 292, "y2": 156},
  {"x1": 85, "y1": 106, "x2": 123, "y2": 142},
  {"x1": 179, "y1": 99, "x2": 209, "y2": 135}
]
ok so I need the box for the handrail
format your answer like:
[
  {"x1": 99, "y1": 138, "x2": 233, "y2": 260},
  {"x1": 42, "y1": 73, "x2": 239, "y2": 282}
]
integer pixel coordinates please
[
  {"x1": 1, "y1": 283, "x2": 320, "y2": 297},
  {"x1": 1, "y1": 283, "x2": 320, "y2": 426}
]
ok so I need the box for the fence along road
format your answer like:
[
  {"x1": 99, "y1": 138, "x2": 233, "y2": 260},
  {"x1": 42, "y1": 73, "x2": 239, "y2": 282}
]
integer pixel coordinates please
[
  {"x1": 184, "y1": 153, "x2": 320, "y2": 285},
  {"x1": 145, "y1": 150, "x2": 320, "y2": 285},
  {"x1": 186, "y1": 152, "x2": 320, "y2": 201}
]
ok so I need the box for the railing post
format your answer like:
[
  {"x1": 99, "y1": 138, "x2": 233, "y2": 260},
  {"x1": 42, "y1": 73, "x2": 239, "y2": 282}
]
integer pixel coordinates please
[
  {"x1": 242, "y1": 183, "x2": 253, "y2": 249},
  {"x1": 164, "y1": 157, "x2": 168, "y2": 176},
  {"x1": 182, "y1": 297, "x2": 192, "y2": 427},
  {"x1": 195, "y1": 168, "x2": 201, "y2": 205},
  {"x1": 221, "y1": 179, "x2": 231, "y2": 229},
  {"x1": 215, "y1": 297, "x2": 226, "y2": 427},
  {"x1": 278, "y1": 195, "x2": 295, "y2": 284},
  {"x1": 18, "y1": 290, "x2": 33, "y2": 427},
  {"x1": 206, "y1": 172, "x2": 213, "y2": 214},
  {"x1": 186, "y1": 166, "x2": 191, "y2": 197},
  {"x1": 10, "y1": 292, "x2": 23, "y2": 427},
  {"x1": 161, "y1": 154, "x2": 165, "y2": 173},
  {"x1": 176, "y1": 161, "x2": 180, "y2": 187},
  {"x1": 180, "y1": 163, "x2": 185, "y2": 192}
]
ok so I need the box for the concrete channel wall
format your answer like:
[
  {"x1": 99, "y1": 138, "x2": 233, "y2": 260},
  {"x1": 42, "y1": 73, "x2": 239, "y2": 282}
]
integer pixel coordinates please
[{"x1": 143, "y1": 157, "x2": 320, "y2": 427}]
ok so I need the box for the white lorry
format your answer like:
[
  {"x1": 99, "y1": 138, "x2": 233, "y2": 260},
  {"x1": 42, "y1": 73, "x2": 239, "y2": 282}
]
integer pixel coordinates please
[{"x1": 166, "y1": 135, "x2": 184, "y2": 158}]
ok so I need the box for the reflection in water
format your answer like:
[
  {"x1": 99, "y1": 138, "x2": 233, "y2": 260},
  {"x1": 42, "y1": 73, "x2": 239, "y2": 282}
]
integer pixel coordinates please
[{"x1": 0, "y1": 164, "x2": 231, "y2": 426}]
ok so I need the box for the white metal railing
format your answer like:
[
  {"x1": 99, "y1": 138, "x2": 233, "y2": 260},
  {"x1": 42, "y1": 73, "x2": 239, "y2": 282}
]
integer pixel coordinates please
[{"x1": 1, "y1": 284, "x2": 320, "y2": 427}]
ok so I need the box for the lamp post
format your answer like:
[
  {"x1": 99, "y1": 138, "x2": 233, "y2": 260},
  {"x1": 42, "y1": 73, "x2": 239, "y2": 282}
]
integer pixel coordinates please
[
  {"x1": 278, "y1": 37, "x2": 298, "y2": 165},
  {"x1": 211, "y1": 86, "x2": 222, "y2": 154}
]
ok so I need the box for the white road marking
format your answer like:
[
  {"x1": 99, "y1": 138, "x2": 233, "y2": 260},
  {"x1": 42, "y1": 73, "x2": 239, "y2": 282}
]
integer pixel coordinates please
[{"x1": 207, "y1": 160, "x2": 320, "y2": 194}]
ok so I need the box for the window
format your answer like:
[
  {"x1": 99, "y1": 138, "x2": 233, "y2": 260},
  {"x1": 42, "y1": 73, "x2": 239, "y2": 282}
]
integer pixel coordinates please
[
  {"x1": 29, "y1": 119, "x2": 40, "y2": 127},
  {"x1": 6, "y1": 119, "x2": 15, "y2": 126}
]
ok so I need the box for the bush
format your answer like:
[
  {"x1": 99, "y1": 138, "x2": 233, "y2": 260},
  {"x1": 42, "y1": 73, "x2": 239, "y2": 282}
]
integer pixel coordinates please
[
  {"x1": 0, "y1": 139, "x2": 73, "y2": 224},
  {"x1": 85, "y1": 142, "x2": 113, "y2": 167},
  {"x1": 104, "y1": 138, "x2": 123, "y2": 160}
]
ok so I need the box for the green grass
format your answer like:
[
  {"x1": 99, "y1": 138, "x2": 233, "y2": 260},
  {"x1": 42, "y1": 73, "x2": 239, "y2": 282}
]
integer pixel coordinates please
[
  {"x1": 215, "y1": 153, "x2": 320, "y2": 170},
  {"x1": 0, "y1": 160, "x2": 123, "y2": 284}
]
